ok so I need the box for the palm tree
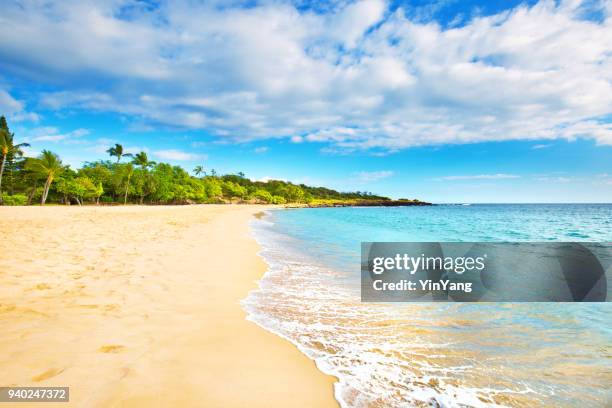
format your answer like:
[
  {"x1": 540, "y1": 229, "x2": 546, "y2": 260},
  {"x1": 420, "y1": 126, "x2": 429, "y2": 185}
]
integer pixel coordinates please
[
  {"x1": 0, "y1": 117, "x2": 30, "y2": 204},
  {"x1": 106, "y1": 143, "x2": 133, "y2": 163},
  {"x1": 25, "y1": 150, "x2": 64, "y2": 205},
  {"x1": 132, "y1": 151, "x2": 155, "y2": 169},
  {"x1": 193, "y1": 165, "x2": 205, "y2": 177},
  {"x1": 131, "y1": 152, "x2": 154, "y2": 204}
]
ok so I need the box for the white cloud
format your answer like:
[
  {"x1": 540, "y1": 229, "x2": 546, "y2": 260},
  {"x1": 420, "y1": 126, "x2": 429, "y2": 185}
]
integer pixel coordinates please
[
  {"x1": 254, "y1": 146, "x2": 269, "y2": 153},
  {"x1": 531, "y1": 144, "x2": 551, "y2": 149},
  {"x1": 257, "y1": 176, "x2": 287, "y2": 183},
  {"x1": 0, "y1": 89, "x2": 39, "y2": 122},
  {"x1": 593, "y1": 173, "x2": 612, "y2": 186},
  {"x1": 355, "y1": 170, "x2": 394, "y2": 182},
  {"x1": 0, "y1": 89, "x2": 22, "y2": 113},
  {"x1": 436, "y1": 173, "x2": 520, "y2": 181},
  {"x1": 0, "y1": 0, "x2": 610, "y2": 150},
  {"x1": 124, "y1": 146, "x2": 148, "y2": 155},
  {"x1": 535, "y1": 176, "x2": 577, "y2": 183},
  {"x1": 25, "y1": 126, "x2": 89, "y2": 142},
  {"x1": 153, "y1": 149, "x2": 205, "y2": 161},
  {"x1": 329, "y1": 0, "x2": 386, "y2": 48}
]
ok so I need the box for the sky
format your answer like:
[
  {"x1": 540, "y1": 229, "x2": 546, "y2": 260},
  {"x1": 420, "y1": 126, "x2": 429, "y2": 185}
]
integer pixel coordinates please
[{"x1": 0, "y1": 0, "x2": 611, "y2": 203}]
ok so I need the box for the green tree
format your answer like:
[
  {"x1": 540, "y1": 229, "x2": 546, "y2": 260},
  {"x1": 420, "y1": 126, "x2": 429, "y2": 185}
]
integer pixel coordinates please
[
  {"x1": 106, "y1": 143, "x2": 133, "y2": 163},
  {"x1": 149, "y1": 163, "x2": 175, "y2": 203},
  {"x1": 193, "y1": 165, "x2": 205, "y2": 177},
  {"x1": 132, "y1": 151, "x2": 155, "y2": 169},
  {"x1": 222, "y1": 181, "x2": 247, "y2": 202},
  {"x1": 79, "y1": 163, "x2": 112, "y2": 203},
  {"x1": 25, "y1": 150, "x2": 64, "y2": 205},
  {"x1": 131, "y1": 168, "x2": 156, "y2": 204},
  {"x1": 271, "y1": 195, "x2": 286, "y2": 204},
  {"x1": 119, "y1": 163, "x2": 134, "y2": 204},
  {"x1": 202, "y1": 177, "x2": 222, "y2": 201},
  {"x1": 22, "y1": 167, "x2": 43, "y2": 205},
  {"x1": 126, "y1": 152, "x2": 156, "y2": 204},
  {"x1": 92, "y1": 181, "x2": 104, "y2": 204},
  {"x1": 251, "y1": 189, "x2": 272, "y2": 203},
  {"x1": 56, "y1": 176, "x2": 97, "y2": 206},
  {"x1": 0, "y1": 116, "x2": 30, "y2": 204}
]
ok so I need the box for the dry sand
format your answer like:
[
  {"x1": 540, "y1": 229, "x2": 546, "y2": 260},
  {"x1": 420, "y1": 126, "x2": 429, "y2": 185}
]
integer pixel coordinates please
[{"x1": 0, "y1": 205, "x2": 337, "y2": 407}]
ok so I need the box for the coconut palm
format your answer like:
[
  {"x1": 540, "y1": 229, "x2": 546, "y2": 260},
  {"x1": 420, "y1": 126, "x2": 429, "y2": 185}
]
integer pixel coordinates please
[
  {"x1": 25, "y1": 150, "x2": 64, "y2": 205},
  {"x1": 193, "y1": 165, "x2": 205, "y2": 177},
  {"x1": 106, "y1": 143, "x2": 133, "y2": 163},
  {"x1": 0, "y1": 123, "x2": 30, "y2": 204},
  {"x1": 132, "y1": 151, "x2": 155, "y2": 169}
]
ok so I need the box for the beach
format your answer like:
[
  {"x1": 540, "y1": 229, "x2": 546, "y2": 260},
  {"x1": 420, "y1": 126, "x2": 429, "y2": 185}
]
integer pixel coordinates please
[{"x1": 0, "y1": 205, "x2": 337, "y2": 407}]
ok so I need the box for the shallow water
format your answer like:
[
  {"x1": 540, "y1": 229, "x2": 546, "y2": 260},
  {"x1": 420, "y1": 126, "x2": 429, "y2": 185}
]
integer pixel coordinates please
[{"x1": 244, "y1": 204, "x2": 612, "y2": 407}]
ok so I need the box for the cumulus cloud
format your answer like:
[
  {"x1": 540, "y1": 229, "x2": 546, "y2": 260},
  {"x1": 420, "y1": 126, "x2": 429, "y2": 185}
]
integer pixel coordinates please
[
  {"x1": 153, "y1": 149, "x2": 205, "y2": 161},
  {"x1": 258, "y1": 176, "x2": 288, "y2": 183},
  {"x1": 355, "y1": 170, "x2": 394, "y2": 182},
  {"x1": 0, "y1": 0, "x2": 610, "y2": 150}
]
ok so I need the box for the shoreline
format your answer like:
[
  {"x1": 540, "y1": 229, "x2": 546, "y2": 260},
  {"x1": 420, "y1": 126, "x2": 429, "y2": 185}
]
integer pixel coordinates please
[
  {"x1": 0, "y1": 205, "x2": 338, "y2": 407},
  {"x1": 242, "y1": 204, "x2": 612, "y2": 407}
]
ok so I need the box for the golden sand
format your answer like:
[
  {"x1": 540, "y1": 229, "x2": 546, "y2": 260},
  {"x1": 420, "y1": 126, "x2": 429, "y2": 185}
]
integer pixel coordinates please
[{"x1": 0, "y1": 205, "x2": 337, "y2": 407}]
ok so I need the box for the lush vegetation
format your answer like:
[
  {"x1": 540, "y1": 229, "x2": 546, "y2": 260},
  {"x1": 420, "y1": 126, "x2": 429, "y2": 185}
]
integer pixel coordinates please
[{"x1": 0, "y1": 116, "x2": 397, "y2": 206}]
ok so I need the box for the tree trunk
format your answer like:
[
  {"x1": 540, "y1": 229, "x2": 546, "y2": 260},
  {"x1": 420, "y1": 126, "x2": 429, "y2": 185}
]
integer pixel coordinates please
[
  {"x1": 27, "y1": 180, "x2": 37, "y2": 205},
  {"x1": 41, "y1": 176, "x2": 52, "y2": 205},
  {"x1": 9, "y1": 165, "x2": 14, "y2": 195},
  {"x1": 124, "y1": 173, "x2": 132, "y2": 204},
  {"x1": 0, "y1": 153, "x2": 6, "y2": 204}
]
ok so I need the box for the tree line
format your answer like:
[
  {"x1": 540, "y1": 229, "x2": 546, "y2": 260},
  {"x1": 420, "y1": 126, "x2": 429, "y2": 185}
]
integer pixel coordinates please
[{"x1": 0, "y1": 116, "x2": 389, "y2": 206}]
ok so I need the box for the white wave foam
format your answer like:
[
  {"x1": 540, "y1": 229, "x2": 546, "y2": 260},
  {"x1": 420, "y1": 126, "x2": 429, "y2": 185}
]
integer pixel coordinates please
[{"x1": 244, "y1": 214, "x2": 538, "y2": 408}]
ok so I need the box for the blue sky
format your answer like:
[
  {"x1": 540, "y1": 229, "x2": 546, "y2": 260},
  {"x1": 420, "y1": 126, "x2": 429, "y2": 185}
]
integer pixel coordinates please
[{"x1": 0, "y1": 0, "x2": 611, "y2": 203}]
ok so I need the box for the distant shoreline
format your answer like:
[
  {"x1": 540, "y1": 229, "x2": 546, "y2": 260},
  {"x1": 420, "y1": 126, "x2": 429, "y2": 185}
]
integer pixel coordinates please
[{"x1": 285, "y1": 199, "x2": 433, "y2": 208}]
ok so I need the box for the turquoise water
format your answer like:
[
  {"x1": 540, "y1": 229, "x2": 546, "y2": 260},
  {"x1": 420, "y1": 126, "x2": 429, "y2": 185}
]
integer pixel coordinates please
[
  {"x1": 245, "y1": 204, "x2": 612, "y2": 407},
  {"x1": 271, "y1": 204, "x2": 612, "y2": 269}
]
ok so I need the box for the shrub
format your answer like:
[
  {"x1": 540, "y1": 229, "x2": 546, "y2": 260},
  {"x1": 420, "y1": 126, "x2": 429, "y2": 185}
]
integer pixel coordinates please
[
  {"x1": 2, "y1": 194, "x2": 28, "y2": 206},
  {"x1": 251, "y1": 189, "x2": 273, "y2": 203},
  {"x1": 222, "y1": 181, "x2": 248, "y2": 200},
  {"x1": 270, "y1": 195, "x2": 286, "y2": 204}
]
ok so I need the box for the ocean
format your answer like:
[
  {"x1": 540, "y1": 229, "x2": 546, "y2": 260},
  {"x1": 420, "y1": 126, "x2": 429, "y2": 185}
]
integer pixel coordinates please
[{"x1": 244, "y1": 204, "x2": 612, "y2": 407}]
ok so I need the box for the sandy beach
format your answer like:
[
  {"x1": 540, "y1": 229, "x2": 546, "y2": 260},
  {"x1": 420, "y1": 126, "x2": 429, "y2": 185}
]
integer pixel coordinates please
[{"x1": 0, "y1": 205, "x2": 337, "y2": 407}]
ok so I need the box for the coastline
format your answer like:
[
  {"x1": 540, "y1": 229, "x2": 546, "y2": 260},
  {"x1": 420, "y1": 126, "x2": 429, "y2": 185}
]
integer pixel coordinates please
[
  {"x1": 0, "y1": 205, "x2": 338, "y2": 407},
  {"x1": 242, "y1": 205, "x2": 612, "y2": 407}
]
